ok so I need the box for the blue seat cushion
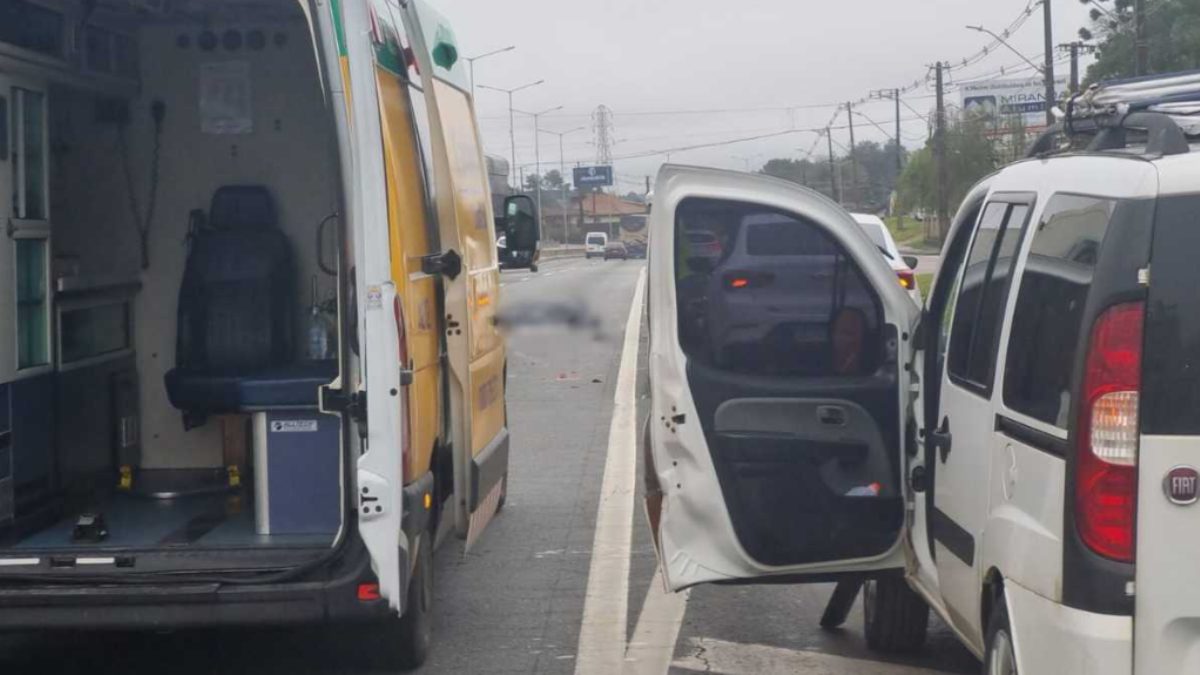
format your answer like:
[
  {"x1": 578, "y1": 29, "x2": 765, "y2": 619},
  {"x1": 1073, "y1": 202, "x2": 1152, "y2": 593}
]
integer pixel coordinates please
[{"x1": 164, "y1": 360, "x2": 337, "y2": 412}]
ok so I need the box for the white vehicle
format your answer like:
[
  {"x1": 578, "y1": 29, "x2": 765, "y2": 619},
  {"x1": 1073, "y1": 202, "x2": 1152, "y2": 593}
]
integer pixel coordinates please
[
  {"x1": 850, "y1": 213, "x2": 922, "y2": 305},
  {"x1": 646, "y1": 79, "x2": 1200, "y2": 675},
  {"x1": 585, "y1": 231, "x2": 609, "y2": 258}
]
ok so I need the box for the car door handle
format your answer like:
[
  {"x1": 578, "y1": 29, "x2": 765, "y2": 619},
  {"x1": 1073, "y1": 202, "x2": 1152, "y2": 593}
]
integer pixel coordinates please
[{"x1": 931, "y1": 416, "x2": 953, "y2": 463}]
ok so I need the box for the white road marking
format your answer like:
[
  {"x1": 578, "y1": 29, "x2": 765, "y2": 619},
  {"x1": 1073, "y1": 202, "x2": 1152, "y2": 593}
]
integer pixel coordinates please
[
  {"x1": 573, "y1": 267, "x2": 646, "y2": 675},
  {"x1": 623, "y1": 568, "x2": 690, "y2": 674},
  {"x1": 672, "y1": 638, "x2": 957, "y2": 675}
]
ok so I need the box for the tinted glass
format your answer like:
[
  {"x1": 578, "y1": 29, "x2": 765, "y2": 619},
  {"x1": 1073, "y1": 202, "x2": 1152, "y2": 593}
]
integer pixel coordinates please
[
  {"x1": 16, "y1": 238, "x2": 48, "y2": 368},
  {"x1": 948, "y1": 201, "x2": 1029, "y2": 390},
  {"x1": 675, "y1": 197, "x2": 881, "y2": 377},
  {"x1": 61, "y1": 302, "x2": 132, "y2": 364},
  {"x1": 1004, "y1": 195, "x2": 1114, "y2": 426},
  {"x1": 0, "y1": 0, "x2": 65, "y2": 59},
  {"x1": 587, "y1": 234, "x2": 605, "y2": 245}
]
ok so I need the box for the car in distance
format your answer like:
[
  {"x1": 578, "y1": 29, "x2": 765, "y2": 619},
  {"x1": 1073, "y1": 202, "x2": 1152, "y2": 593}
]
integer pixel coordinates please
[
  {"x1": 850, "y1": 213, "x2": 921, "y2": 305},
  {"x1": 604, "y1": 241, "x2": 628, "y2": 260}
]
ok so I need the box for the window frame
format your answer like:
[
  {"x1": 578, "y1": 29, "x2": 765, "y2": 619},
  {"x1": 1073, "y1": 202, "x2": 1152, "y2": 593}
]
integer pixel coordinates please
[
  {"x1": 945, "y1": 192, "x2": 1037, "y2": 400},
  {"x1": 998, "y1": 191, "x2": 1119, "y2": 434}
]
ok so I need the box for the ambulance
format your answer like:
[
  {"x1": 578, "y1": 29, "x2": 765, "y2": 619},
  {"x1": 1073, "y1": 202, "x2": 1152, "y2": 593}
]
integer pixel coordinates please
[{"x1": 0, "y1": 0, "x2": 524, "y2": 668}]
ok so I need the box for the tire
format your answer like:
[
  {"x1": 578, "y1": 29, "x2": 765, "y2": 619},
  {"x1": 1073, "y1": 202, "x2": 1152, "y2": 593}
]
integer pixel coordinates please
[
  {"x1": 983, "y1": 594, "x2": 1018, "y2": 675},
  {"x1": 863, "y1": 576, "x2": 929, "y2": 654},
  {"x1": 350, "y1": 531, "x2": 434, "y2": 670},
  {"x1": 530, "y1": 264, "x2": 538, "y2": 273}
]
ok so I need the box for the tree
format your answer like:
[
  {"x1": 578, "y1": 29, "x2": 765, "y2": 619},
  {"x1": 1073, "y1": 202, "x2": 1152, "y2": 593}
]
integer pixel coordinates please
[
  {"x1": 623, "y1": 191, "x2": 646, "y2": 204},
  {"x1": 1081, "y1": 0, "x2": 1200, "y2": 83},
  {"x1": 895, "y1": 114, "x2": 996, "y2": 240},
  {"x1": 543, "y1": 169, "x2": 564, "y2": 189},
  {"x1": 758, "y1": 141, "x2": 907, "y2": 212},
  {"x1": 523, "y1": 173, "x2": 541, "y2": 191}
]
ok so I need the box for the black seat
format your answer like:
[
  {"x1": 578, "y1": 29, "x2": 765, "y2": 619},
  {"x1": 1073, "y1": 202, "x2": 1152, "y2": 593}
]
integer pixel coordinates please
[
  {"x1": 164, "y1": 360, "x2": 337, "y2": 411},
  {"x1": 165, "y1": 186, "x2": 304, "y2": 420}
]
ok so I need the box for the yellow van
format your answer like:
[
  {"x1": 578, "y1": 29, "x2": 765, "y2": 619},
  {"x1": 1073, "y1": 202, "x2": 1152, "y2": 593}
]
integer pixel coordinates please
[{"x1": 0, "y1": 0, "x2": 522, "y2": 667}]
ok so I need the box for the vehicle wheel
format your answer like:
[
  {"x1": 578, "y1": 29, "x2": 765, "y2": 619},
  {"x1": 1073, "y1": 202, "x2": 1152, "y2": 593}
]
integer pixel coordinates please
[
  {"x1": 530, "y1": 264, "x2": 538, "y2": 273},
  {"x1": 863, "y1": 576, "x2": 929, "y2": 654},
  {"x1": 983, "y1": 594, "x2": 1017, "y2": 675},
  {"x1": 497, "y1": 472, "x2": 509, "y2": 510},
  {"x1": 352, "y1": 531, "x2": 433, "y2": 670}
]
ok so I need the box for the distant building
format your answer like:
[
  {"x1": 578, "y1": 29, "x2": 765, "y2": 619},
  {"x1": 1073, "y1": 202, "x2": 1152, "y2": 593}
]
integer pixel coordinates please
[{"x1": 536, "y1": 190, "x2": 647, "y2": 243}]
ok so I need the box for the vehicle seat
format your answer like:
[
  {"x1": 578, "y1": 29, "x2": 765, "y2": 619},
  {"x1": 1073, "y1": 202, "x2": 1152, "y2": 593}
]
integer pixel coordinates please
[{"x1": 164, "y1": 186, "x2": 304, "y2": 420}]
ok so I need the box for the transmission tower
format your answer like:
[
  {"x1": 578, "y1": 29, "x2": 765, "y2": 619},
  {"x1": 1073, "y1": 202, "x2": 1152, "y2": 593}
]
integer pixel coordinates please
[{"x1": 592, "y1": 105, "x2": 614, "y2": 165}]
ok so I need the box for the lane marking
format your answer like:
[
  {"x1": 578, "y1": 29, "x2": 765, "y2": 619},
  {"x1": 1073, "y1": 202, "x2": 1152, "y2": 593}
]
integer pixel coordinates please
[
  {"x1": 573, "y1": 267, "x2": 646, "y2": 675},
  {"x1": 672, "y1": 638, "x2": 958, "y2": 675},
  {"x1": 623, "y1": 568, "x2": 690, "y2": 674}
]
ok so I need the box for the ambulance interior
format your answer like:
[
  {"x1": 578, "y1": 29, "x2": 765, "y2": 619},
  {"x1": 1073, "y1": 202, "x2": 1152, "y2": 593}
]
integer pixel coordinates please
[{"x1": 0, "y1": 0, "x2": 347, "y2": 562}]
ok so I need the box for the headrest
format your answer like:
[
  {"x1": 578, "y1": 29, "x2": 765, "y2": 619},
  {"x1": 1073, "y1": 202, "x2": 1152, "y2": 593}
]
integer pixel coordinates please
[{"x1": 209, "y1": 185, "x2": 277, "y2": 230}]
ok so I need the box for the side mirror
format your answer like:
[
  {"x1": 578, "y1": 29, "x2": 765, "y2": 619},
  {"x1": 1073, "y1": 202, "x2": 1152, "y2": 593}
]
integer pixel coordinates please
[
  {"x1": 503, "y1": 195, "x2": 538, "y2": 251},
  {"x1": 903, "y1": 255, "x2": 919, "y2": 270}
]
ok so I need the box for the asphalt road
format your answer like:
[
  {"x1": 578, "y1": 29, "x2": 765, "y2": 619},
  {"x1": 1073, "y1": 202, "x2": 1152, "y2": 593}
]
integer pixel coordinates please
[{"x1": 0, "y1": 254, "x2": 975, "y2": 675}]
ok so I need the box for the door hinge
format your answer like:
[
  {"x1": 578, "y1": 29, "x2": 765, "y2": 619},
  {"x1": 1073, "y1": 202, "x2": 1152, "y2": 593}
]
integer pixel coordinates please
[
  {"x1": 421, "y1": 249, "x2": 463, "y2": 280},
  {"x1": 321, "y1": 386, "x2": 367, "y2": 437}
]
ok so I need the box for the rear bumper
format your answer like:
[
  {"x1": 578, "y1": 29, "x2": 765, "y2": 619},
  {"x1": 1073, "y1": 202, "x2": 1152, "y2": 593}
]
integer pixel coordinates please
[
  {"x1": 0, "y1": 538, "x2": 397, "y2": 631},
  {"x1": 1007, "y1": 579, "x2": 1132, "y2": 675}
]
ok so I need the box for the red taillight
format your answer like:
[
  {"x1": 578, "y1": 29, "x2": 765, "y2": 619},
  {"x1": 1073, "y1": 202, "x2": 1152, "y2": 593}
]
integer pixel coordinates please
[
  {"x1": 722, "y1": 271, "x2": 774, "y2": 290},
  {"x1": 897, "y1": 270, "x2": 915, "y2": 290},
  {"x1": 394, "y1": 296, "x2": 412, "y2": 484},
  {"x1": 357, "y1": 583, "x2": 381, "y2": 601},
  {"x1": 1075, "y1": 301, "x2": 1144, "y2": 563}
]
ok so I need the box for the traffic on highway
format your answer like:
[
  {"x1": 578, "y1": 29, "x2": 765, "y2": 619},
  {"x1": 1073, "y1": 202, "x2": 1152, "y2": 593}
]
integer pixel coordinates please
[{"x1": 0, "y1": 1, "x2": 1197, "y2": 674}]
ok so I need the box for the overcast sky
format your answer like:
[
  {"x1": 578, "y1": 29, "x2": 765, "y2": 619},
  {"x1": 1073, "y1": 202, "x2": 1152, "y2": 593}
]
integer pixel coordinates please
[{"x1": 441, "y1": 0, "x2": 1096, "y2": 194}]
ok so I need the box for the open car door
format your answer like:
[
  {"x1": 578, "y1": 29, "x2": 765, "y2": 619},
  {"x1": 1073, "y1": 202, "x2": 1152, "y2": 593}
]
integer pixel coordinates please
[{"x1": 646, "y1": 166, "x2": 920, "y2": 590}]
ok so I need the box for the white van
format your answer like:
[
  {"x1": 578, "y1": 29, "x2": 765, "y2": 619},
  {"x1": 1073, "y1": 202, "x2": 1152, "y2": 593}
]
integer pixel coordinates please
[
  {"x1": 585, "y1": 231, "x2": 608, "y2": 258},
  {"x1": 646, "y1": 79, "x2": 1200, "y2": 675}
]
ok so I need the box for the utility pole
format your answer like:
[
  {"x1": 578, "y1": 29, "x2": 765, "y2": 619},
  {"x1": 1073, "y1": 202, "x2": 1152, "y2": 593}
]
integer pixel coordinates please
[
  {"x1": 934, "y1": 62, "x2": 949, "y2": 241},
  {"x1": 846, "y1": 102, "x2": 859, "y2": 207},
  {"x1": 869, "y1": 88, "x2": 904, "y2": 175},
  {"x1": 518, "y1": 105, "x2": 564, "y2": 246},
  {"x1": 477, "y1": 80, "x2": 545, "y2": 190},
  {"x1": 1058, "y1": 42, "x2": 1096, "y2": 94},
  {"x1": 826, "y1": 128, "x2": 839, "y2": 204},
  {"x1": 1135, "y1": 0, "x2": 1148, "y2": 75},
  {"x1": 1043, "y1": 0, "x2": 1056, "y2": 125},
  {"x1": 539, "y1": 125, "x2": 585, "y2": 244}
]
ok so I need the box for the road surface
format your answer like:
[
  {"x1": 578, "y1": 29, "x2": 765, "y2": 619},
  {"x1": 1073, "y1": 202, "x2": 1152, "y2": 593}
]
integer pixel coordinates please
[{"x1": 0, "y1": 255, "x2": 973, "y2": 675}]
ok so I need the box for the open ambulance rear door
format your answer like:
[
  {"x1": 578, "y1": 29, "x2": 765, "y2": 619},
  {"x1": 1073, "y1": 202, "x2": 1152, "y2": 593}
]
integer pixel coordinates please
[
  {"x1": 401, "y1": 0, "x2": 508, "y2": 549},
  {"x1": 645, "y1": 165, "x2": 920, "y2": 590}
]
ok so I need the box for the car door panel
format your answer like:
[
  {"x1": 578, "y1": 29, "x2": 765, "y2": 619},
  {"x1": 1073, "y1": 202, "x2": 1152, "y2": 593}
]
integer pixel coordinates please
[{"x1": 647, "y1": 165, "x2": 919, "y2": 591}]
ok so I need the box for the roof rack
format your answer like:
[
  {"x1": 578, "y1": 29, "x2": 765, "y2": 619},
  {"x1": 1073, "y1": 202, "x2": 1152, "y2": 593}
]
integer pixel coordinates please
[{"x1": 1024, "y1": 70, "x2": 1200, "y2": 158}]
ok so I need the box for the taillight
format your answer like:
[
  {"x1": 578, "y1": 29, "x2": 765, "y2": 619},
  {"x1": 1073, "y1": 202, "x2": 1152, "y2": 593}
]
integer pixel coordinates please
[
  {"x1": 1075, "y1": 301, "x2": 1144, "y2": 563},
  {"x1": 394, "y1": 296, "x2": 412, "y2": 484},
  {"x1": 722, "y1": 270, "x2": 774, "y2": 290},
  {"x1": 897, "y1": 269, "x2": 916, "y2": 290}
]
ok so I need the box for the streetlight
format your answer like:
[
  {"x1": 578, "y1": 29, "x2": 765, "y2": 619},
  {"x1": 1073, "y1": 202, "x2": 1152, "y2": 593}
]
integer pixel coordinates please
[
  {"x1": 966, "y1": 23, "x2": 1055, "y2": 124},
  {"x1": 516, "y1": 105, "x2": 564, "y2": 244},
  {"x1": 478, "y1": 79, "x2": 544, "y2": 190},
  {"x1": 539, "y1": 125, "x2": 586, "y2": 244},
  {"x1": 464, "y1": 45, "x2": 514, "y2": 99}
]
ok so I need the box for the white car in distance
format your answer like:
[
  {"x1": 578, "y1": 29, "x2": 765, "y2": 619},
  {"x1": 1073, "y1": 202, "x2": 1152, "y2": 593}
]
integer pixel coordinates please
[{"x1": 850, "y1": 213, "x2": 921, "y2": 305}]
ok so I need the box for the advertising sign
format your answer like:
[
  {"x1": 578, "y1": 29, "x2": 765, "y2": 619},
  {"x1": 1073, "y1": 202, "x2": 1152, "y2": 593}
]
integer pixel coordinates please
[
  {"x1": 573, "y1": 166, "x2": 613, "y2": 188},
  {"x1": 960, "y1": 75, "x2": 1069, "y2": 128}
]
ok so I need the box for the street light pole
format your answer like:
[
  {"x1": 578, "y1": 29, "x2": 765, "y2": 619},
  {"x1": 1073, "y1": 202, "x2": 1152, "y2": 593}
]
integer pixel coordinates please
[
  {"x1": 517, "y1": 105, "x2": 564, "y2": 245},
  {"x1": 464, "y1": 45, "x2": 515, "y2": 101},
  {"x1": 478, "y1": 79, "x2": 545, "y2": 190},
  {"x1": 967, "y1": 24, "x2": 1053, "y2": 124},
  {"x1": 540, "y1": 126, "x2": 586, "y2": 244}
]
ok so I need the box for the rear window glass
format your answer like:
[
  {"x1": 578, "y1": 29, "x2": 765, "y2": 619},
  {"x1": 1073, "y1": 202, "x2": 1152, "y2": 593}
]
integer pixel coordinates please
[
  {"x1": 745, "y1": 217, "x2": 837, "y2": 256},
  {"x1": 587, "y1": 235, "x2": 605, "y2": 245},
  {"x1": 857, "y1": 222, "x2": 889, "y2": 250},
  {"x1": 1003, "y1": 195, "x2": 1114, "y2": 427},
  {"x1": 674, "y1": 197, "x2": 881, "y2": 377}
]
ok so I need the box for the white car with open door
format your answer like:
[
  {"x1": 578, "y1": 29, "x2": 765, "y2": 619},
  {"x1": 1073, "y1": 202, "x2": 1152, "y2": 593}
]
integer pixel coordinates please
[{"x1": 644, "y1": 165, "x2": 920, "y2": 593}]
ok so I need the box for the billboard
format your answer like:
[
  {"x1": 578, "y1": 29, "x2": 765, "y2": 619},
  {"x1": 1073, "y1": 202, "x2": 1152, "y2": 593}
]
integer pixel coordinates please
[
  {"x1": 573, "y1": 165, "x2": 613, "y2": 188},
  {"x1": 960, "y1": 75, "x2": 1069, "y2": 128}
]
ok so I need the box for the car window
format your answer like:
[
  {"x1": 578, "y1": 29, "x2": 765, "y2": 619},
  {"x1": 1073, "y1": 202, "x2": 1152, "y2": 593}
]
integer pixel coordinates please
[
  {"x1": 1003, "y1": 195, "x2": 1115, "y2": 427},
  {"x1": 857, "y1": 222, "x2": 889, "y2": 251},
  {"x1": 674, "y1": 197, "x2": 881, "y2": 377},
  {"x1": 947, "y1": 200, "x2": 1031, "y2": 393}
]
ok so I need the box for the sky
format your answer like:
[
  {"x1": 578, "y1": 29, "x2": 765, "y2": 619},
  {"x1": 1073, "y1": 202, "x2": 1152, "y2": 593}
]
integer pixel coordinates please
[{"x1": 440, "y1": 0, "x2": 1097, "y2": 195}]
